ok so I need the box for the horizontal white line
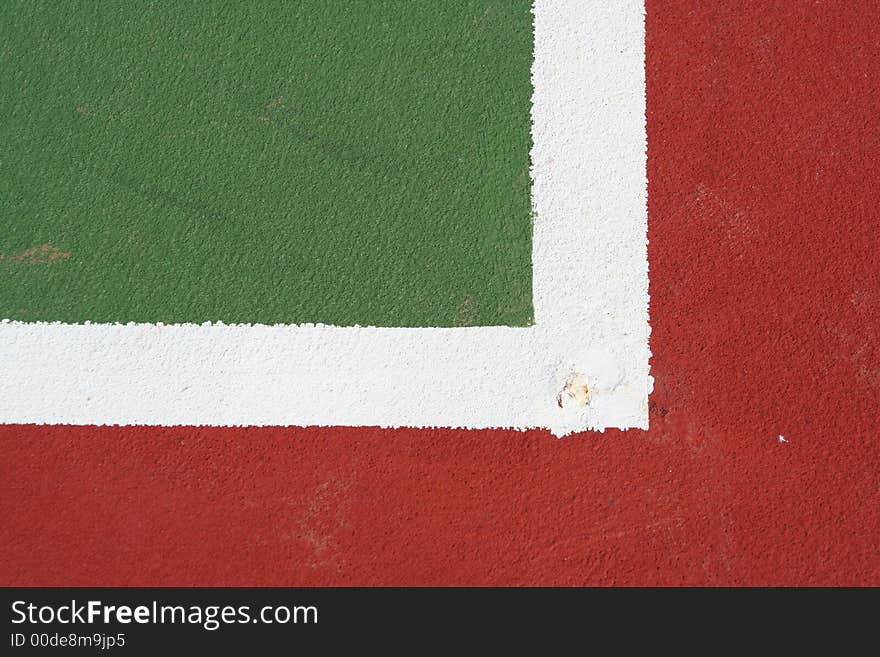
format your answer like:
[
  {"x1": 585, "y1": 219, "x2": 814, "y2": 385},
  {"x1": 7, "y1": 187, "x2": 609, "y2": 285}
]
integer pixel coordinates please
[{"x1": 0, "y1": 321, "x2": 647, "y2": 435}]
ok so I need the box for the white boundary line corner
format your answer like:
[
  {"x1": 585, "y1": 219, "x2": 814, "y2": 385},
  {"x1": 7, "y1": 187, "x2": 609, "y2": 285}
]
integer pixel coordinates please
[{"x1": 0, "y1": 0, "x2": 650, "y2": 436}]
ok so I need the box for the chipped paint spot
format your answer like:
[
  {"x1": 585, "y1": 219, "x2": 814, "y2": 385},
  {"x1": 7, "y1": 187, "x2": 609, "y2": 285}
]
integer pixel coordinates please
[{"x1": 557, "y1": 372, "x2": 590, "y2": 408}]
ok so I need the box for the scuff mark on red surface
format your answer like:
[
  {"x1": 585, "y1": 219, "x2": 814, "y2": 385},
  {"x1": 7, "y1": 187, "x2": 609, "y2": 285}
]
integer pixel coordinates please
[{"x1": 0, "y1": 1, "x2": 878, "y2": 585}]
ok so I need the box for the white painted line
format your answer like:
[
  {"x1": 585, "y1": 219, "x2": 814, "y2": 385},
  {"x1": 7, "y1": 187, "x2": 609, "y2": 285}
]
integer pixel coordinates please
[{"x1": 0, "y1": 0, "x2": 650, "y2": 436}]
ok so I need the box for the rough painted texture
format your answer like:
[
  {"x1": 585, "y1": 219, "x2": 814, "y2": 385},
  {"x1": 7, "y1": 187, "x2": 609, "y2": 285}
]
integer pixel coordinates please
[
  {"x1": 1, "y1": 0, "x2": 879, "y2": 585},
  {"x1": 0, "y1": 0, "x2": 533, "y2": 326},
  {"x1": 0, "y1": 1, "x2": 651, "y2": 435}
]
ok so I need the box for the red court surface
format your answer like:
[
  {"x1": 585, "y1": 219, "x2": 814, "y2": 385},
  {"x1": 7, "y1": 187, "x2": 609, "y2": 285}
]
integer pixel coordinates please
[{"x1": 2, "y1": 1, "x2": 878, "y2": 585}]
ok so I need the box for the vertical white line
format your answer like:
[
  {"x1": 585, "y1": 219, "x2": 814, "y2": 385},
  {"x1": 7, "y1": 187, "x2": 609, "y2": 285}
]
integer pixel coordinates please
[{"x1": 531, "y1": 0, "x2": 650, "y2": 433}]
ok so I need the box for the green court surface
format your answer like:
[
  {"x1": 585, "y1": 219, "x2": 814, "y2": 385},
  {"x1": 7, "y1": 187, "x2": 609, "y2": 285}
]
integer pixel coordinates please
[{"x1": 0, "y1": 1, "x2": 533, "y2": 327}]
